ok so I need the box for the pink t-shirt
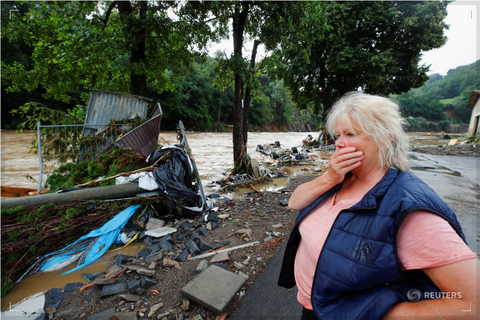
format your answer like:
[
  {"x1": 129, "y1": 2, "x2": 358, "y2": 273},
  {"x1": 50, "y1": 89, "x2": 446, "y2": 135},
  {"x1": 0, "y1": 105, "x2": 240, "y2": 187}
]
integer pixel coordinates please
[{"x1": 295, "y1": 193, "x2": 477, "y2": 310}]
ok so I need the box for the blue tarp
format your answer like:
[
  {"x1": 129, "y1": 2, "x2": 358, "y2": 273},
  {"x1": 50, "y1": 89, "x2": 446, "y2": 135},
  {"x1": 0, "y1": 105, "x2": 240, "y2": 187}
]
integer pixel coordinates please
[{"x1": 34, "y1": 205, "x2": 140, "y2": 275}]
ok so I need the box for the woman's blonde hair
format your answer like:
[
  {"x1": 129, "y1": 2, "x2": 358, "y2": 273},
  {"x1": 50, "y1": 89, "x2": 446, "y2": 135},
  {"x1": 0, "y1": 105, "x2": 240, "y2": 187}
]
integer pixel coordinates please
[{"x1": 325, "y1": 91, "x2": 410, "y2": 170}]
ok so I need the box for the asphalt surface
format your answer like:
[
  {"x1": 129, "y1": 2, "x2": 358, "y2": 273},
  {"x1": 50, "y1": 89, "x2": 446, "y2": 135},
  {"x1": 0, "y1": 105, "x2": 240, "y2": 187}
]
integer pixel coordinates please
[{"x1": 231, "y1": 154, "x2": 479, "y2": 320}]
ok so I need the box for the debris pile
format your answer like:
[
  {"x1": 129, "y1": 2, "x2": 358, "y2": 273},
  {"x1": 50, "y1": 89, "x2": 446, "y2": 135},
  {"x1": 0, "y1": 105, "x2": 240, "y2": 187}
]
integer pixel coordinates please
[{"x1": 27, "y1": 189, "x2": 290, "y2": 320}]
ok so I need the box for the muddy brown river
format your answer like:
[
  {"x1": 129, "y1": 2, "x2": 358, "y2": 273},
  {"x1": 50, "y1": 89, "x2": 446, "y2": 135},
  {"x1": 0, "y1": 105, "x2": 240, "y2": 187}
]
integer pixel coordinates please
[{"x1": 1, "y1": 130, "x2": 321, "y2": 192}]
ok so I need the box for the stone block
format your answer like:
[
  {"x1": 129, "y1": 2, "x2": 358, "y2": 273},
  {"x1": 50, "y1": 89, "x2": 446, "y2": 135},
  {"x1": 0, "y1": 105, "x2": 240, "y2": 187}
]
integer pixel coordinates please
[
  {"x1": 140, "y1": 275, "x2": 156, "y2": 289},
  {"x1": 159, "y1": 237, "x2": 173, "y2": 251},
  {"x1": 44, "y1": 288, "x2": 67, "y2": 308},
  {"x1": 196, "y1": 238, "x2": 212, "y2": 252},
  {"x1": 128, "y1": 279, "x2": 140, "y2": 294},
  {"x1": 181, "y1": 265, "x2": 247, "y2": 314},
  {"x1": 100, "y1": 282, "x2": 126, "y2": 298},
  {"x1": 206, "y1": 214, "x2": 220, "y2": 223},
  {"x1": 106, "y1": 264, "x2": 123, "y2": 278},
  {"x1": 145, "y1": 227, "x2": 177, "y2": 238},
  {"x1": 196, "y1": 260, "x2": 208, "y2": 273},
  {"x1": 145, "y1": 251, "x2": 163, "y2": 264},
  {"x1": 211, "y1": 241, "x2": 230, "y2": 250},
  {"x1": 64, "y1": 282, "x2": 83, "y2": 292},
  {"x1": 115, "y1": 254, "x2": 134, "y2": 264},
  {"x1": 190, "y1": 233, "x2": 212, "y2": 252},
  {"x1": 136, "y1": 247, "x2": 151, "y2": 259},
  {"x1": 118, "y1": 294, "x2": 140, "y2": 302},
  {"x1": 143, "y1": 236, "x2": 153, "y2": 246},
  {"x1": 176, "y1": 249, "x2": 189, "y2": 262},
  {"x1": 250, "y1": 157, "x2": 262, "y2": 179},
  {"x1": 180, "y1": 221, "x2": 195, "y2": 230},
  {"x1": 127, "y1": 265, "x2": 155, "y2": 276},
  {"x1": 186, "y1": 239, "x2": 201, "y2": 255},
  {"x1": 198, "y1": 227, "x2": 209, "y2": 236},
  {"x1": 149, "y1": 243, "x2": 161, "y2": 254},
  {"x1": 210, "y1": 251, "x2": 229, "y2": 264},
  {"x1": 83, "y1": 272, "x2": 103, "y2": 282},
  {"x1": 177, "y1": 231, "x2": 192, "y2": 241},
  {"x1": 112, "y1": 312, "x2": 138, "y2": 320},
  {"x1": 86, "y1": 307, "x2": 116, "y2": 320}
]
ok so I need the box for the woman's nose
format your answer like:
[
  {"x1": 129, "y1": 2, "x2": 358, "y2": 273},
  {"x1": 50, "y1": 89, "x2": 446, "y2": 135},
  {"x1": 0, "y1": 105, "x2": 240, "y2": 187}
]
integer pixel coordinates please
[{"x1": 335, "y1": 136, "x2": 345, "y2": 147}]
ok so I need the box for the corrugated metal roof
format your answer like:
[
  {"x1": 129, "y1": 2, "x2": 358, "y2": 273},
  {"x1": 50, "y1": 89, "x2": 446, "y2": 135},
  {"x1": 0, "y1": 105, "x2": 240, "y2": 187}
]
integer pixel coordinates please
[
  {"x1": 116, "y1": 103, "x2": 163, "y2": 157},
  {"x1": 82, "y1": 90, "x2": 152, "y2": 135},
  {"x1": 78, "y1": 90, "x2": 161, "y2": 161},
  {"x1": 466, "y1": 89, "x2": 480, "y2": 109}
]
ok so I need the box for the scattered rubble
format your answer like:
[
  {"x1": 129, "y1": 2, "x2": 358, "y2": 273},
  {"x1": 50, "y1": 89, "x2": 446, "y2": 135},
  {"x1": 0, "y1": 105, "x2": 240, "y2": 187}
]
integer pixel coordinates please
[{"x1": 35, "y1": 180, "x2": 305, "y2": 320}]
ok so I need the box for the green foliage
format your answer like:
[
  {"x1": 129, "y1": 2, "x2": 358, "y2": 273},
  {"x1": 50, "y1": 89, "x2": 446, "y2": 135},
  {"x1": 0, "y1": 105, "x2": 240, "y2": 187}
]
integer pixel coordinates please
[
  {"x1": 10, "y1": 102, "x2": 85, "y2": 131},
  {"x1": 46, "y1": 147, "x2": 147, "y2": 192},
  {"x1": 2, "y1": 279, "x2": 14, "y2": 297},
  {"x1": 392, "y1": 60, "x2": 479, "y2": 124},
  {"x1": 271, "y1": 1, "x2": 449, "y2": 120},
  {"x1": 1, "y1": 206, "x2": 27, "y2": 216},
  {"x1": 2, "y1": 1, "x2": 211, "y2": 101},
  {"x1": 404, "y1": 116, "x2": 444, "y2": 132},
  {"x1": 466, "y1": 133, "x2": 480, "y2": 144}
]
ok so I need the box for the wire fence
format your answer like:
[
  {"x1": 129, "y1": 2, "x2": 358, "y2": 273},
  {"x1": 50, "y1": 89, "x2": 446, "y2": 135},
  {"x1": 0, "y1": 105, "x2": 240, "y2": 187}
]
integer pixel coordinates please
[{"x1": 36, "y1": 121, "x2": 127, "y2": 192}]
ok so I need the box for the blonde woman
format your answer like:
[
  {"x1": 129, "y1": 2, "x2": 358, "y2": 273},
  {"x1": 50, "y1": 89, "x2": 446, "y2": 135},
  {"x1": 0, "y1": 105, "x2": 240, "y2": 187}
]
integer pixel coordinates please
[{"x1": 278, "y1": 92, "x2": 478, "y2": 320}]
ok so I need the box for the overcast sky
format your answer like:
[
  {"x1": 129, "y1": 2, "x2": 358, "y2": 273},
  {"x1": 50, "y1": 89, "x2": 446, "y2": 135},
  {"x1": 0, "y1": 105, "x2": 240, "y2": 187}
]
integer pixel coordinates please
[
  {"x1": 421, "y1": 2, "x2": 478, "y2": 76},
  {"x1": 210, "y1": 2, "x2": 478, "y2": 77}
]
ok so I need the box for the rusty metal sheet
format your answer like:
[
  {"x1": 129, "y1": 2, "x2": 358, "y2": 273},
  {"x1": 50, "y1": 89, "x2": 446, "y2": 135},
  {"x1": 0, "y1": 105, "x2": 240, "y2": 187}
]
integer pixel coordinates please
[
  {"x1": 115, "y1": 103, "x2": 163, "y2": 157},
  {"x1": 82, "y1": 89, "x2": 152, "y2": 136}
]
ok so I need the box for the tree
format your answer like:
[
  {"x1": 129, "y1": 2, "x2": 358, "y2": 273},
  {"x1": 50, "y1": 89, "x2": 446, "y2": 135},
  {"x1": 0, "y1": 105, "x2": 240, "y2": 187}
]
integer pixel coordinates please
[
  {"x1": 207, "y1": 1, "x2": 304, "y2": 173},
  {"x1": 273, "y1": 1, "x2": 449, "y2": 120},
  {"x1": 2, "y1": 1, "x2": 212, "y2": 103}
]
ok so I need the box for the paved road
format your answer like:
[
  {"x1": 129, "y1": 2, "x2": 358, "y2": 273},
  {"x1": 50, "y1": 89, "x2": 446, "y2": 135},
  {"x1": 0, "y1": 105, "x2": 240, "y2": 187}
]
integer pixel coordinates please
[{"x1": 232, "y1": 154, "x2": 479, "y2": 319}]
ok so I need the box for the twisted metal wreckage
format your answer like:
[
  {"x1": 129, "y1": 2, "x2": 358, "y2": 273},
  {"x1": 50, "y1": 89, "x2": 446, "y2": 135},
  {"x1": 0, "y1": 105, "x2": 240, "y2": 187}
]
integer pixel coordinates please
[
  {"x1": 6, "y1": 90, "x2": 214, "y2": 281},
  {"x1": 4, "y1": 90, "x2": 336, "y2": 283}
]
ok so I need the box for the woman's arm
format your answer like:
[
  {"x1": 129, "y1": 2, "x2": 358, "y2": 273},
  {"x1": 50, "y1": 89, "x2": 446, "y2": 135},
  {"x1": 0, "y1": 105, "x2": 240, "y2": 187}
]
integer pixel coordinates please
[
  {"x1": 384, "y1": 258, "x2": 479, "y2": 319},
  {"x1": 288, "y1": 146, "x2": 363, "y2": 210}
]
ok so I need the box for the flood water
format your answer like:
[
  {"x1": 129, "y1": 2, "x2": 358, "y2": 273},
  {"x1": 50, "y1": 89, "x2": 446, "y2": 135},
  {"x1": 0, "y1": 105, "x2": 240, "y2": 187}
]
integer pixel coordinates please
[{"x1": 1, "y1": 130, "x2": 323, "y2": 193}]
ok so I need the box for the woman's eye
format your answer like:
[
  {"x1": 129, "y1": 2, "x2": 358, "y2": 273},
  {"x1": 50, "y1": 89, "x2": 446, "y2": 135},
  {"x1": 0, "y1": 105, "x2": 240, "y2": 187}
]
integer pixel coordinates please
[{"x1": 347, "y1": 133, "x2": 355, "y2": 137}]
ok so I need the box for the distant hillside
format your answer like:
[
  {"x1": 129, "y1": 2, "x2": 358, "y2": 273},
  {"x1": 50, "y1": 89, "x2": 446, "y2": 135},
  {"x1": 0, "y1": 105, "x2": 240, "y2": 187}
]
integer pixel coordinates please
[{"x1": 391, "y1": 60, "x2": 479, "y2": 130}]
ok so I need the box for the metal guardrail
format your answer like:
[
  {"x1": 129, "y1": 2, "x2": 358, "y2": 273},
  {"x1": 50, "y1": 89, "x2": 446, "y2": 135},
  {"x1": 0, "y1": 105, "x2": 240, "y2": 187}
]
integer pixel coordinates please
[{"x1": 177, "y1": 120, "x2": 207, "y2": 211}]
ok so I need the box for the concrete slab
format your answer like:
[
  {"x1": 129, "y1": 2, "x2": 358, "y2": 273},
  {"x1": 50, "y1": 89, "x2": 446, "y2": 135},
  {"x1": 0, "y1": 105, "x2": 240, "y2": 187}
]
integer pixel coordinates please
[
  {"x1": 113, "y1": 312, "x2": 138, "y2": 320},
  {"x1": 100, "y1": 282, "x2": 126, "y2": 298},
  {"x1": 181, "y1": 265, "x2": 247, "y2": 314},
  {"x1": 86, "y1": 307, "x2": 116, "y2": 320}
]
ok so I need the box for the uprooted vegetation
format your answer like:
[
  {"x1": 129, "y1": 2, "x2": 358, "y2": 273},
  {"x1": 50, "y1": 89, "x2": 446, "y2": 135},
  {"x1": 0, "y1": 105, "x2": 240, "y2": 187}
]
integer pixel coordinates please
[
  {"x1": 1, "y1": 146, "x2": 181, "y2": 297},
  {"x1": 45, "y1": 147, "x2": 148, "y2": 192}
]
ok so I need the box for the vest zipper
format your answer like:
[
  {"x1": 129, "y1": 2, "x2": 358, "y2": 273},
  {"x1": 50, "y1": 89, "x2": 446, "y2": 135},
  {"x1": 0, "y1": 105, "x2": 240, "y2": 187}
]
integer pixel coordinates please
[{"x1": 309, "y1": 205, "x2": 375, "y2": 317}]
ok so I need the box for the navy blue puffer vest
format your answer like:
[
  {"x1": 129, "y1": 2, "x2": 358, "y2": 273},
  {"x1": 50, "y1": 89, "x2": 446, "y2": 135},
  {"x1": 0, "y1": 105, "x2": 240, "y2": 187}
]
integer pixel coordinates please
[{"x1": 278, "y1": 168, "x2": 467, "y2": 320}]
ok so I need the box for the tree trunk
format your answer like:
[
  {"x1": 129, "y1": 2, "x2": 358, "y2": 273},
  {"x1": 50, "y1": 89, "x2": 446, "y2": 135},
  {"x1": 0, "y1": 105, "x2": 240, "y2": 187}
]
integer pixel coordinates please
[
  {"x1": 232, "y1": 3, "x2": 249, "y2": 172},
  {"x1": 216, "y1": 91, "x2": 222, "y2": 132},
  {"x1": 117, "y1": 1, "x2": 148, "y2": 96},
  {"x1": 242, "y1": 40, "x2": 260, "y2": 146}
]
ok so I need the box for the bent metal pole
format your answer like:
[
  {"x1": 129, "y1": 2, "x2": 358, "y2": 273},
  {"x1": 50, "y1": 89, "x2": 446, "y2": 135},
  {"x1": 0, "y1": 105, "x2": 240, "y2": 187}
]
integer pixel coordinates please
[{"x1": 1, "y1": 183, "x2": 146, "y2": 209}]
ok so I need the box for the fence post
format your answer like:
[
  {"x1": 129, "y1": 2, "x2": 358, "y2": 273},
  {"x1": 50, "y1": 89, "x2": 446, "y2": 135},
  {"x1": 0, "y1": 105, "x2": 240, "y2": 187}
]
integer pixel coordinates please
[{"x1": 37, "y1": 120, "x2": 43, "y2": 194}]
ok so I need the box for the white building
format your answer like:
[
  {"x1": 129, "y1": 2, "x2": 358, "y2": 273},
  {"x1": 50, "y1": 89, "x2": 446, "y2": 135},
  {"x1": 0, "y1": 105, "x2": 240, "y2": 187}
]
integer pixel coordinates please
[{"x1": 466, "y1": 89, "x2": 480, "y2": 136}]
